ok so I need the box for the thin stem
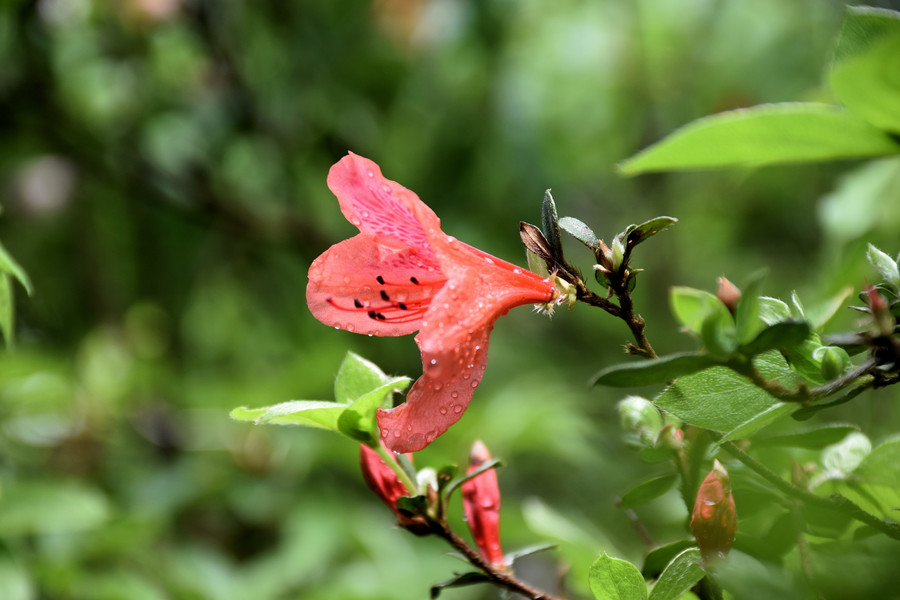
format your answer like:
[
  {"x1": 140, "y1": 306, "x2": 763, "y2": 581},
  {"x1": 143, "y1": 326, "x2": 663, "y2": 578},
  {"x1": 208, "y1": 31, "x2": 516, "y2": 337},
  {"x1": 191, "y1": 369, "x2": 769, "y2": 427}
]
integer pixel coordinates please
[
  {"x1": 432, "y1": 521, "x2": 565, "y2": 600},
  {"x1": 372, "y1": 442, "x2": 419, "y2": 496},
  {"x1": 721, "y1": 441, "x2": 900, "y2": 540}
]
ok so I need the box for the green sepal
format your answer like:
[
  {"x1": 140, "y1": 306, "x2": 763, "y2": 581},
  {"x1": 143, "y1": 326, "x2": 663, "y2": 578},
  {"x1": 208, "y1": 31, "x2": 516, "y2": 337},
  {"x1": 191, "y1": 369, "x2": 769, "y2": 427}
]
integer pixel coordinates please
[{"x1": 337, "y1": 376, "x2": 412, "y2": 443}]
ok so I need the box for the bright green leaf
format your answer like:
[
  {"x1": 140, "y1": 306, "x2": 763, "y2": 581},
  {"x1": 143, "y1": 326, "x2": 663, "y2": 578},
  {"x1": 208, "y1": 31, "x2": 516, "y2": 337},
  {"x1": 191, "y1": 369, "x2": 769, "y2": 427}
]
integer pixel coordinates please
[
  {"x1": 822, "y1": 432, "x2": 872, "y2": 475},
  {"x1": 758, "y1": 296, "x2": 792, "y2": 325},
  {"x1": 855, "y1": 435, "x2": 900, "y2": 489},
  {"x1": 819, "y1": 157, "x2": 900, "y2": 243},
  {"x1": 833, "y1": 6, "x2": 900, "y2": 62},
  {"x1": 592, "y1": 352, "x2": 720, "y2": 387},
  {"x1": 739, "y1": 321, "x2": 811, "y2": 356},
  {"x1": 654, "y1": 352, "x2": 801, "y2": 433},
  {"x1": 0, "y1": 276, "x2": 12, "y2": 346},
  {"x1": 734, "y1": 274, "x2": 765, "y2": 345},
  {"x1": 642, "y1": 540, "x2": 696, "y2": 578},
  {"x1": 621, "y1": 474, "x2": 678, "y2": 509},
  {"x1": 588, "y1": 553, "x2": 647, "y2": 600},
  {"x1": 0, "y1": 480, "x2": 110, "y2": 536},
  {"x1": 670, "y1": 287, "x2": 729, "y2": 336},
  {"x1": 648, "y1": 548, "x2": 705, "y2": 600},
  {"x1": 700, "y1": 308, "x2": 738, "y2": 359},
  {"x1": 559, "y1": 216, "x2": 598, "y2": 248},
  {"x1": 831, "y1": 34, "x2": 900, "y2": 133},
  {"x1": 334, "y1": 351, "x2": 390, "y2": 404},
  {"x1": 230, "y1": 401, "x2": 348, "y2": 431},
  {"x1": 867, "y1": 243, "x2": 900, "y2": 288},
  {"x1": 337, "y1": 376, "x2": 411, "y2": 443},
  {"x1": 618, "y1": 103, "x2": 899, "y2": 175}
]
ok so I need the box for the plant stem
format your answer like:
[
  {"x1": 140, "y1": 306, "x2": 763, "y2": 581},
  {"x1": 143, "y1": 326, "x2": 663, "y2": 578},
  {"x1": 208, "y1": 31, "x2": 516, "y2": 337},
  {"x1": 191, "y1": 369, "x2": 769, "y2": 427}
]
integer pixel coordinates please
[
  {"x1": 432, "y1": 521, "x2": 565, "y2": 600},
  {"x1": 721, "y1": 441, "x2": 900, "y2": 540},
  {"x1": 373, "y1": 442, "x2": 419, "y2": 495}
]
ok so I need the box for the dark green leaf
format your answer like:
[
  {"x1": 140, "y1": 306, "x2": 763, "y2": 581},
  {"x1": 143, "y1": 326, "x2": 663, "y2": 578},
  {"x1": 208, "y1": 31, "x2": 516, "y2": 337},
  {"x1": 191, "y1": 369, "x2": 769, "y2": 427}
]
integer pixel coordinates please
[
  {"x1": 831, "y1": 34, "x2": 900, "y2": 133},
  {"x1": 334, "y1": 351, "x2": 390, "y2": 405},
  {"x1": 642, "y1": 540, "x2": 695, "y2": 578},
  {"x1": 559, "y1": 216, "x2": 598, "y2": 249},
  {"x1": 734, "y1": 272, "x2": 766, "y2": 345},
  {"x1": 654, "y1": 352, "x2": 801, "y2": 433},
  {"x1": 0, "y1": 241, "x2": 32, "y2": 296},
  {"x1": 618, "y1": 103, "x2": 900, "y2": 175},
  {"x1": 626, "y1": 217, "x2": 678, "y2": 247},
  {"x1": 648, "y1": 548, "x2": 705, "y2": 600},
  {"x1": 507, "y1": 543, "x2": 558, "y2": 564},
  {"x1": 833, "y1": 6, "x2": 900, "y2": 62},
  {"x1": 620, "y1": 474, "x2": 678, "y2": 509},
  {"x1": 443, "y1": 458, "x2": 503, "y2": 499},
  {"x1": 0, "y1": 275, "x2": 12, "y2": 345},
  {"x1": 337, "y1": 376, "x2": 411, "y2": 443},
  {"x1": 230, "y1": 401, "x2": 348, "y2": 431},
  {"x1": 591, "y1": 352, "x2": 720, "y2": 387},
  {"x1": 430, "y1": 572, "x2": 492, "y2": 599},
  {"x1": 755, "y1": 424, "x2": 861, "y2": 449},
  {"x1": 588, "y1": 553, "x2": 647, "y2": 600},
  {"x1": 739, "y1": 321, "x2": 811, "y2": 356},
  {"x1": 542, "y1": 189, "x2": 565, "y2": 262}
]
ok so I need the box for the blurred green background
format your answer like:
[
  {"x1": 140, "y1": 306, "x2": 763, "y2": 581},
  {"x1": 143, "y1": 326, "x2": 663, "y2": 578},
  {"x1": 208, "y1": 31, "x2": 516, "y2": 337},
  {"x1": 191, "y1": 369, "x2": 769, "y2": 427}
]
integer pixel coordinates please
[{"x1": 2, "y1": 0, "x2": 899, "y2": 598}]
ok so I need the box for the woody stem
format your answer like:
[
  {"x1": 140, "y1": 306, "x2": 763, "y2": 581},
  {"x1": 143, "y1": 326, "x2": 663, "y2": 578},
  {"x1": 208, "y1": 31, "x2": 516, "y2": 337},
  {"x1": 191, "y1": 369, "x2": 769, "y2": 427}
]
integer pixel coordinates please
[{"x1": 432, "y1": 521, "x2": 565, "y2": 600}]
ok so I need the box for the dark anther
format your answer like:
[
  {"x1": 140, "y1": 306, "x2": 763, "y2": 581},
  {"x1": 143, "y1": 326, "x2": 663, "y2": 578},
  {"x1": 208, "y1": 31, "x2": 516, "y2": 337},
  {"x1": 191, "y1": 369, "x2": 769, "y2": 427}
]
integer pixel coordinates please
[
  {"x1": 410, "y1": 277, "x2": 420, "y2": 285},
  {"x1": 367, "y1": 311, "x2": 377, "y2": 320},
  {"x1": 398, "y1": 302, "x2": 408, "y2": 310},
  {"x1": 376, "y1": 275, "x2": 386, "y2": 285},
  {"x1": 353, "y1": 299, "x2": 364, "y2": 309},
  {"x1": 380, "y1": 290, "x2": 390, "y2": 301},
  {"x1": 375, "y1": 312, "x2": 387, "y2": 320}
]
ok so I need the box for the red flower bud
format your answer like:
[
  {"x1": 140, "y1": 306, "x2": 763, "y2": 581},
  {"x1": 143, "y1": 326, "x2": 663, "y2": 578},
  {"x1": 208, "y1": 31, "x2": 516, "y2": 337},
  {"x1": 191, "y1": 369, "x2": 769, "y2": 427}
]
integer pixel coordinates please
[
  {"x1": 690, "y1": 459, "x2": 737, "y2": 564},
  {"x1": 716, "y1": 276, "x2": 741, "y2": 315},
  {"x1": 462, "y1": 440, "x2": 505, "y2": 568},
  {"x1": 359, "y1": 444, "x2": 412, "y2": 517}
]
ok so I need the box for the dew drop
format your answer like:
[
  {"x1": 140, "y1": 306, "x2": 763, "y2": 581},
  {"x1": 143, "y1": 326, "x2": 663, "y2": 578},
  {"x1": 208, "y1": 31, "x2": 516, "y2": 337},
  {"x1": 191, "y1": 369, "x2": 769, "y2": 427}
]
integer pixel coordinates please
[
  {"x1": 426, "y1": 429, "x2": 437, "y2": 441},
  {"x1": 467, "y1": 363, "x2": 474, "y2": 369},
  {"x1": 474, "y1": 345, "x2": 481, "y2": 351},
  {"x1": 453, "y1": 404, "x2": 463, "y2": 413},
  {"x1": 361, "y1": 210, "x2": 370, "y2": 219},
  {"x1": 430, "y1": 358, "x2": 438, "y2": 365},
  {"x1": 407, "y1": 424, "x2": 413, "y2": 432},
  {"x1": 350, "y1": 216, "x2": 362, "y2": 226},
  {"x1": 381, "y1": 430, "x2": 388, "y2": 439},
  {"x1": 451, "y1": 391, "x2": 459, "y2": 399},
  {"x1": 462, "y1": 373, "x2": 470, "y2": 380},
  {"x1": 471, "y1": 381, "x2": 478, "y2": 388},
  {"x1": 381, "y1": 184, "x2": 391, "y2": 192},
  {"x1": 343, "y1": 276, "x2": 351, "y2": 284},
  {"x1": 446, "y1": 235, "x2": 456, "y2": 243},
  {"x1": 347, "y1": 324, "x2": 355, "y2": 332},
  {"x1": 484, "y1": 257, "x2": 494, "y2": 265},
  {"x1": 367, "y1": 170, "x2": 374, "y2": 178},
  {"x1": 433, "y1": 381, "x2": 443, "y2": 391},
  {"x1": 513, "y1": 268, "x2": 521, "y2": 275},
  {"x1": 393, "y1": 430, "x2": 401, "y2": 438},
  {"x1": 439, "y1": 406, "x2": 448, "y2": 415}
]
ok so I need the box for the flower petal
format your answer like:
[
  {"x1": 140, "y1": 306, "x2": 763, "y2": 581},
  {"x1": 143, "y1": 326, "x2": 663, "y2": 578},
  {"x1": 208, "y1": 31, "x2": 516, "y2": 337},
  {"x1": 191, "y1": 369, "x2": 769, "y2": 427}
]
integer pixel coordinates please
[
  {"x1": 307, "y1": 234, "x2": 444, "y2": 337},
  {"x1": 377, "y1": 323, "x2": 492, "y2": 453},
  {"x1": 327, "y1": 153, "x2": 442, "y2": 253}
]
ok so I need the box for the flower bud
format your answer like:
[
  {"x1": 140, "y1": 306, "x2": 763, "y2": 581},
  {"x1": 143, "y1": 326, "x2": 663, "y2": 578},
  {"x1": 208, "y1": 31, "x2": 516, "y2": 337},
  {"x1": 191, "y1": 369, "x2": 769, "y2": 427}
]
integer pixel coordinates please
[
  {"x1": 716, "y1": 276, "x2": 741, "y2": 315},
  {"x1": 690, "y1": 460, "x2": 737, "y2": 564},
  {"x1": 360, "y1": 443, "x2": 428, "y2": 532},
  {"x1": 462, "y1": 440, "x2": 505, "y2": 568}
]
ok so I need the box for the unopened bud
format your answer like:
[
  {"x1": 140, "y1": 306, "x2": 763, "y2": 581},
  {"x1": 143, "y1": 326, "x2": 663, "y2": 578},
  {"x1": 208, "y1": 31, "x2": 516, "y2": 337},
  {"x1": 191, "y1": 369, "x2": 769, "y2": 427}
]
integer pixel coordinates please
[
  {"x1": 815, "y1": 345, "x2": 851, "y2": 381},
  {"x1": 690, "y1": 459, "x2": 737, "y2": 564},
  {"x1": 866, "y1": 286, "x2": 894, "y2": 337},
  {"x1": 716, "y1": 276, "x2": 741, "y2": 315},
  {"x1": 618, "y1": 396, "x2": 663, "y2": 446},
  {"x1": 360, "y1": 444, "x2": 428, "y2": 533},
  {"x1": 462, "y1": 440, "x2": 505, "y2": 568}
]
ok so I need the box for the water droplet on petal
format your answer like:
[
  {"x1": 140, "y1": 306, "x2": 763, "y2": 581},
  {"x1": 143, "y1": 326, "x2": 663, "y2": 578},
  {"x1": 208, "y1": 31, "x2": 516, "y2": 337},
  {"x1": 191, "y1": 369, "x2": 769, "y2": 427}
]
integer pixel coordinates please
[
  {"x1": 474, "y1": 345, "x2": 481, "y2": 351},
  {"x1": 343, "y1": 276, "x2": 351, "y2": 284},
  {"x1": 451, "y1": 391, "x2": 459, "y2": 399},
  {"x1": 453, "y1": 405, "x2": 463, "y2": 414},
  {"x1": 407, "y1": 424, "x2": 413, "y2": 432},
  {"x1": 381, "y1": 184, "x2": 391, "y2": 192},
  {"x1": 513, "y1": 268, "x2": 521, "y2": 275},
  {"x1": 350, "y1": 216, "x2": 362, "y2": 226},
  {"x1": 439, "y1": 406, "x2": 448, "y2": 415},
  {"x1": 467, "y1": 363, "x2": 474, "y2": 369},
  {"x1": 484, "y1": 257, "x2": 494, "y2": 265},
  {"x1": 347, "y1": 324, "x2": 355, "y2": 332},
  {"x1": 433, "y1": 381, "x2": 443, "y2": 391},
  {"x1": 470, "y1": 381, "x2": 478, "y2": 388},
  {"x1": 367, "y1": 170, "x2": 374, "y2": 178},
  {"x1": 393, "y1": 430, "x2": 401, "y2": 438},
  {"x1": 446, "y1": 235, "x2": 456, "y2": 243},
  {"x1": 381, "y1": 430, "x2": 388, "y2": 438}
]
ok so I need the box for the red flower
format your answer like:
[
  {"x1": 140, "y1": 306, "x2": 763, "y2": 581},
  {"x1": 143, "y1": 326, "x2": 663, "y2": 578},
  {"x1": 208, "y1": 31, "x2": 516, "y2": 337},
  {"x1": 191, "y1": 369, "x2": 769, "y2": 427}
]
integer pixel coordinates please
[
  {"x1": 690, "y1": 459, "x2": 737, "y2": 564},
  {"x1": 462, "y1": 440, "x2": 505, "y2": 568},
  {"x1": 307, "y1": 153, "x2": 556, "y2": 452}
]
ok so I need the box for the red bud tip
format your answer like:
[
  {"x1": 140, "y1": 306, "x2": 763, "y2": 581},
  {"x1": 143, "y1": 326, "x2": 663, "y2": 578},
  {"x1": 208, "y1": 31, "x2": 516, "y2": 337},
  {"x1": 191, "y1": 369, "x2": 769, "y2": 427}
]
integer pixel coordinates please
[
  {"x1": 359, "y1": 444, "x2": 412, "y2": 517},
  {"x1": 716, "y1": 276, "x2": 741, "y2": 315},
  {"x1": 462, "y1": 440, "x2": 505, "y2": 568},
  {"x1": 690, "y1": 459, "x2": 737, "y2": 564}
]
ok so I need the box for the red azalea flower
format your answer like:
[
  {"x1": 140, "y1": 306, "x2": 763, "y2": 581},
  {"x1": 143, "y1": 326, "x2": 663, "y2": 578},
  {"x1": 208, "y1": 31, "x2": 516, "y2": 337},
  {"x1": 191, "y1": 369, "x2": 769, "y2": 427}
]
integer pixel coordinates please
[
  {"x1": 462, "y1": 440, "x2": 505, "y2": 568},
  {"x1": 307, "y1": 153, "x2": 556, "y2": 452}
]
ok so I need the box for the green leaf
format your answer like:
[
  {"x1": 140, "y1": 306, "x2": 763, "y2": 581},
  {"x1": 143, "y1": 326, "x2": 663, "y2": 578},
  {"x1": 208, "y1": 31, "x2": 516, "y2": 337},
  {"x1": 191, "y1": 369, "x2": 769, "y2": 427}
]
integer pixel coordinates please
[
  {"x1": 337, "y1": 376, "x2": 411, "y2": 443},
  {"x1": 654, "y1": 352, "x2": 801, "y2": 433},
  {"x1": 592, "y1": 352, "x2": 720, "y2": 387},
  {"x1": 819, "y1": 157, "x2": 900, "y2": 243},
  {"x1": 620, "y1": 474, "x2": 678, "y2": 509},
  {"x1": 833, "y1": 6, "x2": 900, "y2": 62},
  {"x1": 822, "y1": 432, "x2": 872, "y2": 476},
  {"x1": 0, "y1": 480, "x2": 110, "y2": 536},
  {"x1": 739, "y1": 321, "x2": 811, "y2": 356},
  {"x1": 734, "y1": 273, "x2": 765, "y2": 345},
  {"x1": 618, "y1": 103, "x2": 900, "y2": 175},
  {"x1": 588, "y1": 553, "x2": 647, "y2": 600},
  {"x1": 559, "y1": 216, "x2": 598, "y2": 249},
  {"x1": 334, "y1": 351, "x2": 390, "y2": 404},
  {"x1": 757, "y1": 296, "x2": 791, "y2": 325},
  {"x1": 805, "y1": 287, "x2": 854, "y2": 330},
  {"x1": 626, "y1": 217, "x2": 678, "y2": 247},
  {"x1": 754, "y1": 424, "x2": 861, "y2": 449},
  {"x1": 230, "y1": 401, "x2": 348, "y2": 431},
  {"x1": 719, "y1": 401, "x2": 796, "y2": 443},
  {"x1": 855, "y1": 435, "x2": 900, "y2": 489},
  {"x1": 506, "y1": 543, "x2": 558, "y2": 565},
  {"x1": 430, "y1": 572, "x2": 492, "y2": 599},
  {"x1": 642, "y1": 540, "x2": 696, "y2": 578},
  {"x1": 648, "y1": 548, "x2": 705, "y2": 600},
  {"x1": 0, "y1": 275, "x2": 12, "y2": 345},
  {"x1": 831, "y1": 33, "x2": 900, "y2": 133},
  {"x1": 670, "y1": 287, "x2": 729, "y2": 336},
  {"x1": 867, "y1": 243, "x2": 900, "y2": 288},
  {"x1": 542, "y1": 189, "x2": 565, "y2": 262},
  {"x1": 700, "y1": 308, "x2": 738, "y2": 360},
  {"x1": 0, "y1": 241, "x2": 32, "y2": 295}
]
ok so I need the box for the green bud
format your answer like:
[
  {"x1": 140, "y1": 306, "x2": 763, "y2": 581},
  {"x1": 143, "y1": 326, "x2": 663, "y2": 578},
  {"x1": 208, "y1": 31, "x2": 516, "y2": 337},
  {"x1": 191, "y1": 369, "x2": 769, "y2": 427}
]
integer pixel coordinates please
[
  {"x1": 618, "y1": 395, "x2": 663, "y2": 445},
  {"x1": 815, "y1": 345, "x2": 851, "y2": 381}
]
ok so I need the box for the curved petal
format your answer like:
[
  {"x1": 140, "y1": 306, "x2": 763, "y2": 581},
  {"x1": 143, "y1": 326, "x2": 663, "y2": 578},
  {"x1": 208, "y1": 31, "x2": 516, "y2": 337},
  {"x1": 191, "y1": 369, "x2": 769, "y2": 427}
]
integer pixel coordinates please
[
  {"x1": 307, "y1": 234, "x2": 445, "y2": 337},
  {"x1": 327, "y1": 153, "x2": 443, "y2": 255},
  {"x1": 377, "y1": 322, "x2": 493, "y2": 453}
]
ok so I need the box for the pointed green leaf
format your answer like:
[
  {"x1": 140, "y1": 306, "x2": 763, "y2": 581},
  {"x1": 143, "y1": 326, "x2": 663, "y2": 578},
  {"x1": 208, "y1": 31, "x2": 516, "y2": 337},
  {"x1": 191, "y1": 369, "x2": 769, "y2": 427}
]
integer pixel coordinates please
[
  {"x1": 648, "y1": 548, "x2": 705, "y2": 600},
  {"x1": 620, "y1": 474, "x2": 678, "y2": 509},
  {"x1": 626, "y1": 217, "x2": 678, "y2": 247},
  {"x1": 591, "y1": 352, "x2": 720, "y2": 387},
  {"x1": 670, "y1": 287, "x2": 729, "y2": 336},
  {"x1": 589, "y1": 553, "x2": 647, "y2": 600},
  {"x1": 867, "y1": 243, "x2": 900, "y2": 288},
  {"x1": 430, "y1": 572, "x2": 492, "y2": 599},
  {"x1": 734, "y1": 273, "x2": 765, "y2": 345},
  {"x1": 758, "y1": 296, "x2": 791, "y2": 325},
  {"x1": 833, "y1": 6, "x2": 900, "y2": 62},
  {"x1": 654, "y1": 352, "x2": 801, "y2": 433},
  {"x1": 739, "y1": 321, "x2": 811, "y2": 356},
  {"x1": 619, "y1": 103, "x2": 899, "y2": 175},
  {"x1": 700, "y1": 309, "x2": 738, "y2": 360},
  {"x1": 542, "y1": 190, "x2": 565, "y2": 262},
  {"x1": 831, "y1": 33, "x2": 900, "y2": 133},
  {"x1": 559, "y1": 216, "x2": 598, "y2": 249},
  {"x1": 334, "y1": 352, "x2": 390, "y2": 404},
  {"x1": 0, "y1": 241, "x2": 32, "y2": 295},
  {"x1": 641, "y1": 540, "x2": 696, "y2": 578},
  {"x1": 337, "y1": 376, "x2": 411, "y2": 443},
  {"x1": 230, "y1": 401, "x2": 348, "y2": 431}
]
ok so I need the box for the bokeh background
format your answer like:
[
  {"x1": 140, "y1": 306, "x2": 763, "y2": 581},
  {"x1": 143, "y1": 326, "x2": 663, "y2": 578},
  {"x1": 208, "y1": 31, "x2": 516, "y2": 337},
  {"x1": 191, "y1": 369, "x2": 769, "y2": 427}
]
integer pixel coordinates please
[{"x1": 2, "y1": 0, "x2": 899, "y2": 598}]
